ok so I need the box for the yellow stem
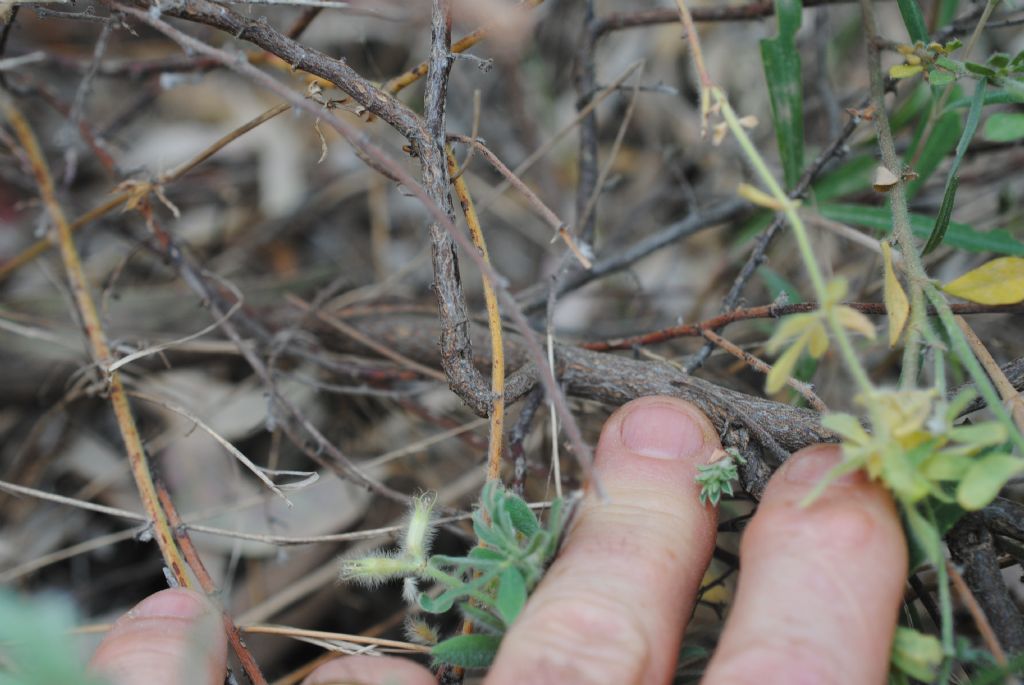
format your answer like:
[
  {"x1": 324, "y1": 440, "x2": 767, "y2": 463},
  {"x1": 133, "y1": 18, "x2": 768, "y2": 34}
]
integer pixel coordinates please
[
  {"x1": 1, "y1": 95, "x2": 192, "y2": 587},
  {"x1": 447, "y1": 147, "x2": 505, "y2": 482}
]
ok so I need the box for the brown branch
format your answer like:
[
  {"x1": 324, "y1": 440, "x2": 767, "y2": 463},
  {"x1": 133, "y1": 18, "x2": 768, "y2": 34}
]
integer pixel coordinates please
[
  {"x1": 156, "y1": 482, "x2": 269, "y2": 685},
  {"x1": 583, "y1": 302, "x2": 1024, "y2": 351},
  {"x1": 117, "y1": 0, "x2": 596, "y2": 471}
]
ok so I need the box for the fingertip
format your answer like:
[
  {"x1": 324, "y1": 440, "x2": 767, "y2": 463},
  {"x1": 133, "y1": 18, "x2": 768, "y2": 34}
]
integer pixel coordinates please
[
  {"x1": 705, "y1": 445, "x2": 907, "y2": 685},
  {"x1": 613, "y1": 396, "x2": 716, "y2": 462},
  {"x1": 89, "y1": 588, "x2": 227, "y2": 685},
  {"x1": 129, "y1": 588, "x2": 211, "y2": 620}
]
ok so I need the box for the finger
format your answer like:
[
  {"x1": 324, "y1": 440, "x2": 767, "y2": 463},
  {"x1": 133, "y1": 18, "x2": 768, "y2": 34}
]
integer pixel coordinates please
[
  {"x1": 486, "y1": 396, "x2": 722, "y2": 685},
  {"x1": 301, "y1": 655, "x2": 435, "y2": 685},
  {"x1": 89, "y1": 588, "x2": 227, "y2": 685},
  {"x1": 704, "y1": 445, "x2": 907, "y2": 685}
]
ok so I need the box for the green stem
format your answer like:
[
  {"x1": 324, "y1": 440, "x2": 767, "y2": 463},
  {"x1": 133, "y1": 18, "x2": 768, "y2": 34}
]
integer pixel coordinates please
[
  {"x1": 925, "y1": 284, "x2": 1024, "y2": 453},
  {"x1": 715, "y1": 88, "x2": 875, "y2": 396}
]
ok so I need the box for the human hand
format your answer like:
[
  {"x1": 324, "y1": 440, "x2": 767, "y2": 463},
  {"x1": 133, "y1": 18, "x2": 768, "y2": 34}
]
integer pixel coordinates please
[{"x1": 89, "y1": 396, "x2": 908, "y2": 684}]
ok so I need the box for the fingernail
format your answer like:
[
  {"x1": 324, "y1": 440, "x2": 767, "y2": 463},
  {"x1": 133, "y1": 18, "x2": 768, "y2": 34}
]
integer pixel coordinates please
[
  {"x1": 130, "y1": 589, "x2": 209, "y2": 620},
  {"x1": 784, "y1": 448, "x2": 858, "y2": 486},
  {"x1": 619, "y1": 401, "x2": 705, "y2": 460}
]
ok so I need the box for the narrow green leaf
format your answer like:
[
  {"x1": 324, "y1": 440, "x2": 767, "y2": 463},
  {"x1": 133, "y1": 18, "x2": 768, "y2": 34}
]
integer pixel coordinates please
[
  {"x1": 957, "y1": 454, "x2": 1024, "y2": 510},
  {"x1": 945, "y1": 89, "x2": 1021, "y2": 112},
  {"x1": 896, "y1": 0, "x2": 929, "y2": 43},
  {"x1": 923, "y1": 175, "x2": 959, "y2": 255},
  {"x1": 496, "y1": 567, "x2": 527, "y2": 625},
  {"x1": 922, "y1": 78, "x2": 986, "y2": 254},
  {"x1": 431, "y1": 634, "x2": 502, "y2": 669},
  {"x1": 819, "y1": 203, "x2": 1024, "y2": 256},
  {"x1": 983, "y1": 112, "x2": 1024, "y2": 142},
  {"x1": 759, "y1": 0, "x2": 804, "y2": 190},
  {"x1": 965, "y1": 61, "x2": 997, "y2": 77}
]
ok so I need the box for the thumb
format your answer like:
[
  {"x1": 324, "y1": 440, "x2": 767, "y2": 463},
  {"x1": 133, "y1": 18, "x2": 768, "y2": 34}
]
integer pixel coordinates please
[{"x1": 89, "y1": 588, "x2": 227, "y2": 685}]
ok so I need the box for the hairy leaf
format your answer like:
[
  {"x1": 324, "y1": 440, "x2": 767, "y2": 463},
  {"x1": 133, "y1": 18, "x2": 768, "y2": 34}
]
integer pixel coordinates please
[{"x1": 431, "y1": 634, "x2": 502, "y2": 669}]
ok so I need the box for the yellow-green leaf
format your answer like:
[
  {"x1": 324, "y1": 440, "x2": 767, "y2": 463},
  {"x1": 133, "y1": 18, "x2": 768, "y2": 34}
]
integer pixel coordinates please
[
  {"x1": 891, "y1": 627, "x2": 943, "y2": 683},
  {"x1": 806, "y1": 321, "x2": 829, "y2": 358},
  {"x1": 956, "y1": 453, "x2": 1024, "y2": 510},
  {"x1": 890, "y1": 63, "x2": 924, "y2": 79},
  {"x1": 766, "y1": 338, "x2": 805, "y2": 395},
  {"x1": 765, "y1": 312, "x2": 817, "y2": 354},
  {"x1": 835, "y1": 306, "x2": 877, "y2": 340},
  {"x1": 881, "y1": 242, "x2": 909, "y2": 346},
  {"x1": 943, "y1": 257, "x2": 1024, "y2": 304}
]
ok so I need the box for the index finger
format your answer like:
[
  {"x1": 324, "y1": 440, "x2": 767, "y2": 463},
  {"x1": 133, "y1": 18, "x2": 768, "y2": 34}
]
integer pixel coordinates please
[{"x1": 485, "y1": 396, "x2": 722, "y2": 685}]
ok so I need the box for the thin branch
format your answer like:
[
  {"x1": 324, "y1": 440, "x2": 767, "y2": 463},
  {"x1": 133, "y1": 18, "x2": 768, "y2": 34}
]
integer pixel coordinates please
[
  {"x1": 583, "y1": 301, "x2": 1024, "y2": 351},
  {"x1": 700, "y1": 328, "x2": 828, "y2": 412},
  {"x1": 0, "y1": 93, "x2": 192, "y2": 587}
]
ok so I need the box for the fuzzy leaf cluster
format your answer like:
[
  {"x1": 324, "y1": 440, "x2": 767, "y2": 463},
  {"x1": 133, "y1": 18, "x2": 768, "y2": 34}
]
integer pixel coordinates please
[{"x1": 340, "y1": 482, "x2": 566, "y2": 670}]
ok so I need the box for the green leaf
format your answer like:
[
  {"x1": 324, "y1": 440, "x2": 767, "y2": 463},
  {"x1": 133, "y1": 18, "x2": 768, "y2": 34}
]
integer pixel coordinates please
[
  {"x1": 983, "y1": 112, "x2": 1024, "y2": 143},
  {"x1": 419, "y1": 590, "x2": 458, "y2": 614},
  {"x1": 759, "y1": 0, "x2": 804, "y2": 190},
  {"x1": 987, "y1": 53, "x2": 1011, "y2": 70},
  {"x1": 923, "y1": 175, "x2": 959, "y2": 255},
  {"x1": 890, "y1": 627, "x2": 944, "y2": 682},
  {"x1": 957, "y1": 453, "x2": 1024, "y2": 510},
  {"x1": 468, "y1": 547, "x2": 505, "y2": 562},
  {"x1": 496, "y1": 567, "x2": 527, "y2": 625},
  {"x1": 460, "y1": 603, "x2": 506, "y2": 634},
  {"x1": 504, "y1": 495, "x2": 540, "y2": 537},
  {"x1": 928, "y1": 69, "x2": 956, "y2": 87},
  {"x1": 0, "y1": 591, "x2": 109, "y2": 685},
  {"x1": 432, "y1": 633, "x2": 502, "y2": 669},
  {"x1": 922, "y1": 78, "x2": 986, "y2": 253},
  {"x1": 810, "y1": 155, "x2": 875, "y2": 201},
  {"x1": 904, "y1": 503, "x2": 942, "y2": 568},
  {"x1": 896, "y1": 0, "x2": 929, "y2": 43},
  {"x1": 819, "y1": 203, "x2": 1024, "y2": 256},
  {"x1": 965, "y1": 61, "x2": 997, "y2": 77}
]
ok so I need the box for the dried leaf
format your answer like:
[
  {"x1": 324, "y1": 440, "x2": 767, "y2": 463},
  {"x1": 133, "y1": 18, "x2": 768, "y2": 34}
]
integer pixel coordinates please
[
  {"x1": 943, "y1": 257, "x2": 1024, "y2": 304},
  {"x1": 872, "y1": 165, "x2": 899, "y2": 192},
  {"x1": 881, "y1": 242, "x2": 909, "y2": 346}
]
